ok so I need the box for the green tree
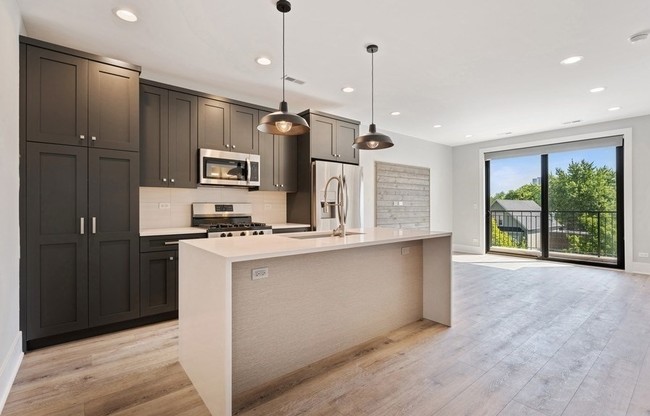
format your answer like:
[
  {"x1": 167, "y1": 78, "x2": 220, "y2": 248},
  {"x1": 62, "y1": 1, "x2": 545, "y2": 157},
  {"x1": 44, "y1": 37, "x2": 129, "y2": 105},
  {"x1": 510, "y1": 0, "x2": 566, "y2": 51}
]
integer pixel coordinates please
[
  {"x1": 490, "y1": 218, "x2": 526, "y2": 249},
  {"x1": 548, "y1": 160, "x2": 617, "y2": 257},
  {"x1": 493, "y1": 183, "x2": 541, "y2": 206}
]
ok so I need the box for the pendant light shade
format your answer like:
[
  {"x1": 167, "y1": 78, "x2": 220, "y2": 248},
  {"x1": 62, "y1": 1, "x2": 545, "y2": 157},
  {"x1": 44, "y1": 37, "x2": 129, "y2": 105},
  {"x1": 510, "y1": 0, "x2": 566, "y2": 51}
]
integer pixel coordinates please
[
  {"x1": 257, "y1": 0, "x2": 309, "y2": 136},
  {"x1": 353, "y1": 44, "x2": 394, "y2": 150}
]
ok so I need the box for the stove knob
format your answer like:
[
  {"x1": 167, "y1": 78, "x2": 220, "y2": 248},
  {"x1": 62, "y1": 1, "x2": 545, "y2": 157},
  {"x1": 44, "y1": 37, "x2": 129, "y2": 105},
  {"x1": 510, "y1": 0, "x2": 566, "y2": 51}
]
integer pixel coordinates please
[
  {"x1": 252, "y1": 231, "x2": 258, "y2": 235},
  {"x1": 220, "y1": 233, "x2": 226, "y2": 238},
  {"x1": 240, "y1": 231, "x2": 246, "y2": 236},
  {"x1": 227, "y1": 232, "x2": 233, "y2": 237},
  {"x1": 259, "y1": 231, "x2": 265, "y2": 235}
]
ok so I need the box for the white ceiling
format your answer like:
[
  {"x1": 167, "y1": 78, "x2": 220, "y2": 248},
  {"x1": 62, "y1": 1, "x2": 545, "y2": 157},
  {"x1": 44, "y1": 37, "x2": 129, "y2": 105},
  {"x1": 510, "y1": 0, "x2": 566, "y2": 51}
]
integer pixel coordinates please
[{"x1": 15, "y1": 0, "x2": 650, "y2": 146}]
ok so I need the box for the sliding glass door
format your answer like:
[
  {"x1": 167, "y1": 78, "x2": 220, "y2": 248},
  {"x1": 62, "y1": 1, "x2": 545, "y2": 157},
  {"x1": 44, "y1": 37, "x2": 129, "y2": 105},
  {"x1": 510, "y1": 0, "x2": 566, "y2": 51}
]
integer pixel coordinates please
[{"x1": 486, "y1": 137, "x2": 624, "y2": 268}]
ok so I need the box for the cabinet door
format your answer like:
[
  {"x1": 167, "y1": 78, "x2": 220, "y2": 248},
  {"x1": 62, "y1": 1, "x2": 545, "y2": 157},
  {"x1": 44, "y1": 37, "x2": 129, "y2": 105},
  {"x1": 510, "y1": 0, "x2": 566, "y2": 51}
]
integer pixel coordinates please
[
  {"x1": 230, "y1": 105, "x2": 259, "y2": 154},
  {"x1": 140, "y1": 85, "x2": 169, "y2": 187},
  {"x1": 258, "y1": 112, "x2": 277, "y2": 191},
  {"x1": 88, "y1": 62, "x2": 140, "y2": 151},
  {"x1": 198, "y1": 97, "x2": 230, "y2": 151},
  {"x1": 336, "y1": 120, "x2": 359, "y2": 164},
  {"x1": 88, "y1": 149, "x2": 140, "y2": 327},
  {"x1": 25, "y1": 46, "x2": 88, "y2": 147},
  {"x1": 140, "y1": 251, "x2": 178, "y2": 316},
  {"x1": 26, "y1": 143, "x2": 89, "y2": 339},
  {"x1": 168, "y1": 91, "x2": 198, "y2": 188},
  {"x1": 309, "y1": 114, "x2": 337, "y2": 162},
  {"x1": 277, "y1": 135, "x2": 297, "y2": 192}
]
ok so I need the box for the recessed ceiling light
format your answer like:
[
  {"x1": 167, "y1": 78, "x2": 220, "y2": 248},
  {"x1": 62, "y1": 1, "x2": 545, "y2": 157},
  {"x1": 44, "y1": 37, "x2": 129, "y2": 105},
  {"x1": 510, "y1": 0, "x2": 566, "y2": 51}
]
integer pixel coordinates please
[
  {"x1": 629, "y1": 32, "x2": 649, "y2": 43},
  {"x1": 114, "y1": 8, "x2": 138, "y2": 22},
  {"x1": 433, "y1": 124, "x2": 442, "y2": 128},
  {"x1": 390, "y1": 111, "x2": 400, "y2": 116},
  {"x1": 590, "y1": 87, "x2": 606, "y2": 93},
  {"x1": 341, "y1": 87, "x2": 354, "y2": 93},
  {"x1": 563, "y1": 120, "x2": 582, "y2": 125},
  {"x1": 465, "y1": 134, "x2": 473, "y2": 138},
  {"x1": 608, "y1": 106, "x2": 621, "y2": 111},
  {"x1": 256, "y1": 56, "x2": 272, "y2": 66},
  {"x1": 560, "y1": 56, "x2": 583, "y2": 65},
  {"x1": 501, "y1": 132, "x2": 512, "y2": 136}
]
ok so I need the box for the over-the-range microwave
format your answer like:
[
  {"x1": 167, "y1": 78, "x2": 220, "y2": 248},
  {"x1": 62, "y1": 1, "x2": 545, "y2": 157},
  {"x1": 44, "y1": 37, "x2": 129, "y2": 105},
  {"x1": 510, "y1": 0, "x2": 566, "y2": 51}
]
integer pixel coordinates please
[{"x1": 198, "y1": 148, "x2": 260, "y2": 188}]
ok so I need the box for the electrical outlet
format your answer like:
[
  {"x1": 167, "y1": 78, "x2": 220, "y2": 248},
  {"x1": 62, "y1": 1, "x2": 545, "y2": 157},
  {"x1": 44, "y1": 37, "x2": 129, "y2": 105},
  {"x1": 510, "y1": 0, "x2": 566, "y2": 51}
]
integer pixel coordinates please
[
  {"x1": 252, "y1": 267, "x2": 269, "y2": 280},
  {"x1": 401, "y1": 247, "x2": 411, "y2": 255},
  {"x1": 158, "y1": 202, "x2": 170, "y2": 210},
  {"x1": 639, "y1": 252, "x2": 649, "y2": 258}
]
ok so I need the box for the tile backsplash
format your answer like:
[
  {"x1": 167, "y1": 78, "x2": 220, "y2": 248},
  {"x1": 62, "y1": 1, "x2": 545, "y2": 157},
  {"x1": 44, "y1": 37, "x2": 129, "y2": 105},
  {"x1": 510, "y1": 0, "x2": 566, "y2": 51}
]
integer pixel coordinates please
[{"x1": 140, "y1": 187, "x2": 287, "y2": 229}]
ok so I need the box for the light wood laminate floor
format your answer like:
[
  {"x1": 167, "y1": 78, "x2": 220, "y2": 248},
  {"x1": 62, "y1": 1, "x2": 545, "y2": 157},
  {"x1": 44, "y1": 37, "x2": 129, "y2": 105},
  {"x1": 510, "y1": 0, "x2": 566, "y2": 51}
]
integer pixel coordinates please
[{"x1": 4, "y1": 254, "x2": 650, "y2": 416}]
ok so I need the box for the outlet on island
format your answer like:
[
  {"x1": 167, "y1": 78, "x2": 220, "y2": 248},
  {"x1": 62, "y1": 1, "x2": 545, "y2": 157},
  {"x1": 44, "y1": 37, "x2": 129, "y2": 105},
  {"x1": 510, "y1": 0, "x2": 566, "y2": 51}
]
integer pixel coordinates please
[{"x1": 252, "y1": 267, "x2": 269, "y2": 280}]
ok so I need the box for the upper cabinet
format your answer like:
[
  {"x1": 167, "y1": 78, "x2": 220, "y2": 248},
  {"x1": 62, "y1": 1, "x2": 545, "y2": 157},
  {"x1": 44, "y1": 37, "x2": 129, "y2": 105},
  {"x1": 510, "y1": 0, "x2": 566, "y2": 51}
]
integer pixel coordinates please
[
  {"x1": 197, "y1": 97, "x2": 230, "y2": 151},
  {"x1": 301, "y1": 111, "x2": 359, "y2": 165},
  {"x1": 140, "y1": 83, "x2": 198, "y2": 188},
  {"x1": 198, "y1": 99, "x2": 259, "y2": 155},
  {"x1": 258, "y1": 111, "x2": 297, "y2": 192},
  {"x1": 24, "y1": 44, "x2": 140, "y2": 152}
]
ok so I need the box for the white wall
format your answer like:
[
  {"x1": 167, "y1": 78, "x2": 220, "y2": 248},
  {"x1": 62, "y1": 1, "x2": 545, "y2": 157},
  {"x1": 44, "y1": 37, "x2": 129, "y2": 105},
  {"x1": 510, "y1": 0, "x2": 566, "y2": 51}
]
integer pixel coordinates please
[
  {"x1": 359, "y1": 126, "x2": 453, "y2": 232},
  {"x1": 452, "y1": 115, "x2": 650, "y2": 274},
  {"x1": 0, "y1": 0, "x2": 24, "y2": 411}
]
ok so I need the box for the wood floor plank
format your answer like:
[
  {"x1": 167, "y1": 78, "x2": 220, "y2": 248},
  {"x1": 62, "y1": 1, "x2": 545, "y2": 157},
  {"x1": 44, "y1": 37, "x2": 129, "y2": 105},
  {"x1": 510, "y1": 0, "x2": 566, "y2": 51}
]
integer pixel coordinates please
[{"x1": 4, "y1": 253, "x2": 650, "y2": 416}]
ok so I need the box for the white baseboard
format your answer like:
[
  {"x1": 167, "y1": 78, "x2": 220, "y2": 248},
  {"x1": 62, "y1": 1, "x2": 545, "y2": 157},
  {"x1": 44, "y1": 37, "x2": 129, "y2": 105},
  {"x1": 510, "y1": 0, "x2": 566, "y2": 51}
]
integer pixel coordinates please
[
  {"x1": 627, "y1": 261, "x2": 650, "y2": 275},
  {"x1": 0, "y1": 331, "x2": 23, "y2": 413},
  {"x1": 453, "y1": 244, "x2": 484, "y2": 254}
]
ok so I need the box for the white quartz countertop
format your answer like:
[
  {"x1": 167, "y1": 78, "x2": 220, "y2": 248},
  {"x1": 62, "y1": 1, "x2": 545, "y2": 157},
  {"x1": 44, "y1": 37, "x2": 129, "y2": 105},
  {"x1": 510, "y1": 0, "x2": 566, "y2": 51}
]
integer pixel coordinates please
[
  {"x1": 180, "y1": 227, "x2": 451, "y2": 262},
  {"x1": 268, "y1": 223, "x2": 311, "y2": 229},
  {"x1": 140, "y1": 227, "x2": 207, "y2": 237}
]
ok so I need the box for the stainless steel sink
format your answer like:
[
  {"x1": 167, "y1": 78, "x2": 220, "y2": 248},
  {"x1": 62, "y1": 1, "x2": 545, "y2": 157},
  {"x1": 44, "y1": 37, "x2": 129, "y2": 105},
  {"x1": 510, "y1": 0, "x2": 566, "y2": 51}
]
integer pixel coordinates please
[{"x1": 288, "y1": 231, "x2": 365, "y2": 240}]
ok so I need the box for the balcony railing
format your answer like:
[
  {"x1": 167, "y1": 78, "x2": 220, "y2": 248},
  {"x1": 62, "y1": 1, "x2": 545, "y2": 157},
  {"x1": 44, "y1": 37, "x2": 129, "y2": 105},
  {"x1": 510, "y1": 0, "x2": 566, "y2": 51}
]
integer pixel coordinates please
[{"x1": 489, "y1": 210, "x2": 617, "y2": 261}]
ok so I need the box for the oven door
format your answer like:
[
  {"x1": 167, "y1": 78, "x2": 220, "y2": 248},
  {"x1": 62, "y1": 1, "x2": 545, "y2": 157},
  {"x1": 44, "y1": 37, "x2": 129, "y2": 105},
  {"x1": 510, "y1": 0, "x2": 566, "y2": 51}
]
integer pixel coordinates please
[{"x1": 199, "y1": 149, "x2": 260, "y2": 187}]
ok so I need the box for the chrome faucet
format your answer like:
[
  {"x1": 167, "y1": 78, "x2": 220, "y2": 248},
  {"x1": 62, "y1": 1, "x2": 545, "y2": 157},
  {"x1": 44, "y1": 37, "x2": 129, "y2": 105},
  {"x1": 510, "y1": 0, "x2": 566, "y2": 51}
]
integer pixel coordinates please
[{"x1": 322, "y1": 175, "x2": 347, "y2": 237}]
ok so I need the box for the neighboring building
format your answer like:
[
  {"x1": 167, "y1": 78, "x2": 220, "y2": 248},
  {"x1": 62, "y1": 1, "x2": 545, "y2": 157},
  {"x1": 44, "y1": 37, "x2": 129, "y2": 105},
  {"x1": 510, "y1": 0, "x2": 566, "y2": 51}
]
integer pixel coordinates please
[
  {"x1": 532, "y1": 177, "x2": 541, "y2": 185},
  {"x1": 490, "y1": 199, "x2": 562, "y2": 250}
]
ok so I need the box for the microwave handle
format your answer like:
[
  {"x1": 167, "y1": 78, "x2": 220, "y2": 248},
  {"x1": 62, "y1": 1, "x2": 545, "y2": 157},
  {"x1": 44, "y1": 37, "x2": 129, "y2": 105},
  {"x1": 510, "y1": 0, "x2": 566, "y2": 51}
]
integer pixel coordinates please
[{"x1": 246, "y1": 158, "x2": 251, "y2": 184}]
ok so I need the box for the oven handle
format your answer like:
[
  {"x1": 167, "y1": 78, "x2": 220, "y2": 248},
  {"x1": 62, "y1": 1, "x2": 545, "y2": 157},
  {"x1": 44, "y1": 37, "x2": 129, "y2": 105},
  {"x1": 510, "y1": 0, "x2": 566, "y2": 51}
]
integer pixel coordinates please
[{"x1": 246, "y1": 158, "x2": 251, "y2": 184}]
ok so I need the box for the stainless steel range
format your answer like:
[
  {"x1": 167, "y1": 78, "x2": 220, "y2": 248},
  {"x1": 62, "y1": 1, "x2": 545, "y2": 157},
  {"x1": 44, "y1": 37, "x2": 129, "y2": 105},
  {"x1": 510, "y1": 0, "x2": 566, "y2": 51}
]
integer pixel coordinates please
[{"x1": 191, "y1": 203, "x2": 272, "y2": 238}]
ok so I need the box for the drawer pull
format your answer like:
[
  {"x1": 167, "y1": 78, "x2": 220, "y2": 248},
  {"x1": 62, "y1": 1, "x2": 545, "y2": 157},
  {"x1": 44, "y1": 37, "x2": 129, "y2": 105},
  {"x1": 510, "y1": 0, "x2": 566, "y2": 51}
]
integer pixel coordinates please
[{"x1": 163, "y1": 241, "x2": 179, "y2": 245}]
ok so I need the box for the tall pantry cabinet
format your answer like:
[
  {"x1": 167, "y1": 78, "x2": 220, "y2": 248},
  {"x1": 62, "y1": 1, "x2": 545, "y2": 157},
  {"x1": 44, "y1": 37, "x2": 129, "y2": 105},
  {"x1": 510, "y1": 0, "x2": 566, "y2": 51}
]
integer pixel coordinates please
[{"x1": 20, "y1": 37, "x2": 141, "y2": 347}]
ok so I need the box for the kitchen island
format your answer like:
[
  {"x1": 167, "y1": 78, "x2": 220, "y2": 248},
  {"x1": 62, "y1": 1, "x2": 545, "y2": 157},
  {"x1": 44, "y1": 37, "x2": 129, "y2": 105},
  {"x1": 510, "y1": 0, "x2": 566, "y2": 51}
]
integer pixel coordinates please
[{"x1": 178, "y1": 228, "x2": 452, "y2": 415}]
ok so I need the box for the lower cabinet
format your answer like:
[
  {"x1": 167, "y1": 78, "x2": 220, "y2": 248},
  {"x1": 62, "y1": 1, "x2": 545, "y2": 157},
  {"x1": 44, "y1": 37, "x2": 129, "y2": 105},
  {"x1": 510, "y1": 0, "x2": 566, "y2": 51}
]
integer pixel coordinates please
[
  {"x1": 139, "y1": 233, "x2": 206, "y2": 317},
  {"x1": 140, "y1": 251, "x2": 177, "y2": 316},
  {"x1": 25, "y1": 142, "x2": 140, "y2": 342}
]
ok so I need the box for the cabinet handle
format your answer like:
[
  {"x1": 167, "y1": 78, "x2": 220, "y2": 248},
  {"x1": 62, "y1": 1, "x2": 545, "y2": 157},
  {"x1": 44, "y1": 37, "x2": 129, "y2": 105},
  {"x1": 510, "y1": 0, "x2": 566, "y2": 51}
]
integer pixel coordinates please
[
  {"x1": 80, "y1": 217, "x2": 85, "y2": 235},
  {"x1": 162, "y1": 178, "x2": 167, "y2": 182},
  {"x1": 225, "y1": 144, "x2": 230, "y2": 148},
  {"x1": 232, "y1": 145, "x2": 236, "y2": 149},
  {"x1": 91, "y1": 136, "x2": 97, "y2": 141},
  {"x1": 80, "y1": 135, "x2": 85, "y2": 140},
  {"x1": 280, "y1": 184, "x2": 284, "y2": 188},
  {"x1": 170, "y1": 178, "x2": 175, "y2": 183},
  {"x1": 169, "y1": 257, "x2": 174, "y2": 261},
  {"x1": 92, "y1": 217, "x2": 97, "y2": 234},
  {"x1": 163, "y1": 241, "x2": 179, "y2": 246}
]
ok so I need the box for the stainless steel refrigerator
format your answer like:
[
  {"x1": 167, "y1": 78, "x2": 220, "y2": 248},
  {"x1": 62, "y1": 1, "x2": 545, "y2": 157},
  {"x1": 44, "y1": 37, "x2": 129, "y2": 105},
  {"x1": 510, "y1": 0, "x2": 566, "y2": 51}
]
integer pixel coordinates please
[{"x1": 312, "y1": 161, "x2": 363, "y2": 231}]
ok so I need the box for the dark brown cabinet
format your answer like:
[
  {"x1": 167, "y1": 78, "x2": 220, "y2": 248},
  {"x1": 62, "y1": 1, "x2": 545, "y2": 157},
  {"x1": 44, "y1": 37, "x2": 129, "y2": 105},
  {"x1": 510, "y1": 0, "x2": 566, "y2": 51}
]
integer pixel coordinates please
[
  {"x1": 259, "y1": 111, "x2": 297, "y2": 192},
  {"x1": 198, "y1": 99, "x2": 260, "y2": 155},
  {"x1": 139, "y1": 233, "x2": 206, "y2": 316},
  {"x1": 230, "y1": 105, "x2": 259, "y2": 154},
  {"x1": 25, "y1": 45, "x2": 139, "y2": 152},
  {"x1": 198, "y1": 97, "x2": 230, "y2": 151},
  {"x1": 140, "y1": 84, "x2": 198, "y2": 188},
  {"x1": 25, "y1": 143, "x2": 140, "y2": 340},
  {"x1": 302, "y1": 112, "x2": 359, "y2": 164}
]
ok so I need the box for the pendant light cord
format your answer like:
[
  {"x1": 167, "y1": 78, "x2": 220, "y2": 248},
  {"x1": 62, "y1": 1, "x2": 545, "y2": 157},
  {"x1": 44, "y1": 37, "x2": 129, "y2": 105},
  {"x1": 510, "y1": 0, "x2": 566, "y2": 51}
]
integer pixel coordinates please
[
  {"x1": 282, "y1": 11, "x2": 286, "y2": 103},
  {"x1": 371, "y1": 50, "x2": 374, "y2": 124}
]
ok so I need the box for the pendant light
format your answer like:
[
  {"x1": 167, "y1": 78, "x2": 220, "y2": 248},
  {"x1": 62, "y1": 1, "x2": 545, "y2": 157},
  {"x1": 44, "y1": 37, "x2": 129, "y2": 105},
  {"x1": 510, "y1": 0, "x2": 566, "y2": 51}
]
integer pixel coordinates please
[
  {"x1": 257, "y1": 0, "x2": 309, "y2": 136},
  {"x1": 353, "y1": 44, "x2": 394, "y2": 150}
]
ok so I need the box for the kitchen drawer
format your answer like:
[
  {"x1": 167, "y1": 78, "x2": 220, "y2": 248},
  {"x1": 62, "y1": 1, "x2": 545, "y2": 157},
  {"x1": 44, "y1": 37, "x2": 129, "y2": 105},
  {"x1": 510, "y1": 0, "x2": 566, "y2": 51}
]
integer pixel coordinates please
[{"x1": 140, "y1": 233, "x2": 206, "y2": 253}]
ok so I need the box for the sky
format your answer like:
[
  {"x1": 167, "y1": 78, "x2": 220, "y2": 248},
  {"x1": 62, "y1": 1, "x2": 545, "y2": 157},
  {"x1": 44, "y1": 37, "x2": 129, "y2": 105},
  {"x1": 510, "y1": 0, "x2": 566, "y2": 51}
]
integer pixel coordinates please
[{"x1": 490, "y1": 146, "x2": 616, "y2": 195}]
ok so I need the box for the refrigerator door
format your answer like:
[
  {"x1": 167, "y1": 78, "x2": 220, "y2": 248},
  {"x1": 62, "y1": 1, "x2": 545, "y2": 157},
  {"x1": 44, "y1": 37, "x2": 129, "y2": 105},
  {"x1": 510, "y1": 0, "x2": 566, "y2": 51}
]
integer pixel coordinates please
[
  {"x1": 312, "y1": 161, "x2": 343, "y2": 232},
  {"x1": 342, "y1": 164, "x2": 363, "y2": 229}
]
